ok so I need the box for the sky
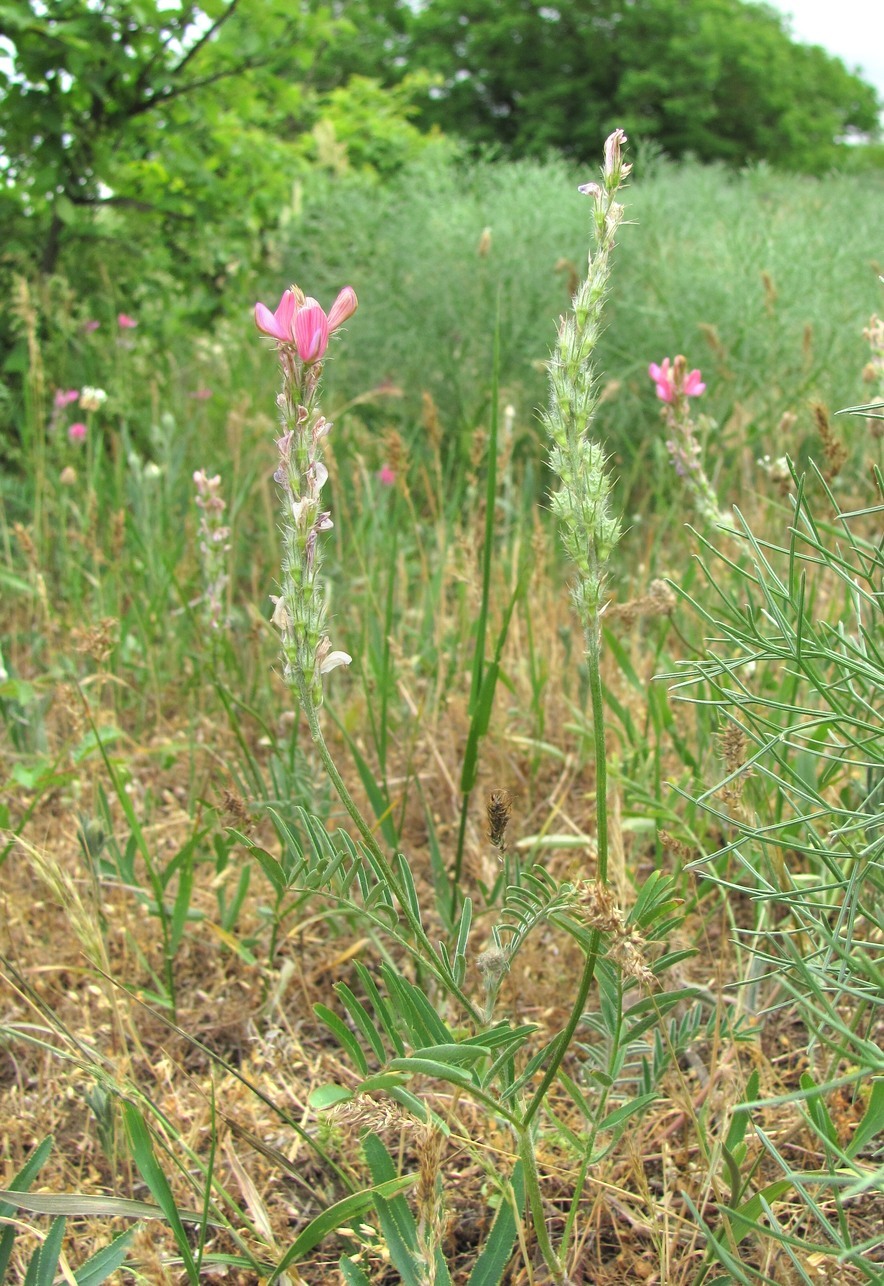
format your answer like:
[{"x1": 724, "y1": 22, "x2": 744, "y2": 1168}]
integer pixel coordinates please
[{"x1": 756, "y1": 0, "x2": 884, "y2": 103}]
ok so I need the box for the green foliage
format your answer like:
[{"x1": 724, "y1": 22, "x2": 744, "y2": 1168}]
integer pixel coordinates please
[
  {"x1": 0, "y1": 0, "x2": 437, "y2": 363},
  {"x1": 271, "y1": 150, "x2": 881, "y2": 515},
  {"x1": 342, "y1": 0, "x2": 880, "y2": 171},
  {"x1": 0, "y1": 1137, "x2": 136, "y2": 1282},
  {"x1": 669, "y1": 462, "x2": 884, "y2": 1279}
]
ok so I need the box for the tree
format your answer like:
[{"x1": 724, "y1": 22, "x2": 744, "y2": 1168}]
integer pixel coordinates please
[
  {"x1": 0, "y1": 0, "x2": 435, "y2": 311},
  {"x1": 396, "y1": 0, "x2": 879, "y2": 170}
]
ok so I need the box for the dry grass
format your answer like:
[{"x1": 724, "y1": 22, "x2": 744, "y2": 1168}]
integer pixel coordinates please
[{"x1": 2, "y1": 488, "x2": 881, "y2": 1284}]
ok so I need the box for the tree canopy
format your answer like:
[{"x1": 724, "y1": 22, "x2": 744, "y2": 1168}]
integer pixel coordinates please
[
  {"x1": 321, "y1": 0, "x2": 880, "y2": 172},
  {"x1": 0, "y1": 0, "x2": 434, "y2": 317}
]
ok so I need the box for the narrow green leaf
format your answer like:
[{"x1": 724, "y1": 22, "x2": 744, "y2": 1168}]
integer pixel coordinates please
[
  {"x1": 339, "y1": 1256, "x2": 373, "y2": 1286},
  {"x1": 380, "y1": 967, "x2": 451, "y2": 1047},
  {"x1": 847, "y1": 1079, "x2": 884, "y2": 1158},
  {"x1": 468, "y1": 1161, "x2": 524, "y2": 1286},
  {"x1": 122, "y1": 1102, "x2": 197, "y2": 1280},
  {"x1": 362, "y1": 1134, "x2": 420, "y2": 1286},
  {"x1": 455, "y1": 897, "x2": 472, "y2": 959},
  {"x1": 410, "y1": 1043, "x2": 491, "y2": 1066},
  {"x1": 23, "y1": 1216, "x2": 65, "y2": 1286},
  {"x1": 394, "y1": 852, "x2": 423, "y2": 926},
  {"x1": 0, "y1": 1134, "x2": 54, "y2": 1280},
  {"x1": 309, "y1": 1084, "x2": 353, "y2": 1112},
  {"x1": 728, "y1": 1180, "x2": 793, "y2": 1243},
  {"x1": 336, "y1": 983, "x2": 387, "y2": 1063},
  {"x1": 598, "y1": 1093, "x2": 657, "y2": 1133},
  {"x1": 0, "y1": 1189, "x2": 213, "y2": 1222},
  {"x1": 169, "y1": 855, "x2": 194, "y2": 956},
  {"x1": 725, "y1": 1070, "x2": 760, "y2": 1153},
  {"x1": 267, "y1": 1175, "x2": 414, "y2": 1282},
  {"x1": 387, "y1": 1057, "x2": 478, "y2": 1089},
  {"x1": 74, "y1": 1228, "x2": 137, "y2": 1285},
  {"x1": 245, "y1": 844, "x2": 287, "y2": 898},
  {"x1": 800, "y1": 1072, "x2": 838, "y2": 1148},
  {"x1": 314, "y1": 1003, "x2": 369, "y2": 1075}
]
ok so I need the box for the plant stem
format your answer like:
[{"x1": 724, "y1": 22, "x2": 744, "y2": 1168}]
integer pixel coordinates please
[
  {"x1": 518, "y1": 1127, "x2": 567, "y2": 1284},
  {"x1": 586, "y1": 624, "x2": 609, "y2": 885},
  {"x1": 521, "y1": 618, "x2": 608, "y2": 1128}
]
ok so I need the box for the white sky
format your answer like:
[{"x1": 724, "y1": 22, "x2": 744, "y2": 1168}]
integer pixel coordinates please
[{"x1": 756, "y1": 0, "x2": 884, "y2": 102}]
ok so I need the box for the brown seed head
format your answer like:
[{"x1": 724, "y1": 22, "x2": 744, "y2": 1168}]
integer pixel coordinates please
[{"x1": 487, "y1": 789, "x2": 513, "y2": 852}]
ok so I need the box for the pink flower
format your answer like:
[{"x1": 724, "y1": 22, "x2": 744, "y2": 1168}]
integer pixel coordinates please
[
  {"x1": 189, "y1": 388, "x2": 213, "y2": 401},
  {"x1": 326, "y1": 286, "x2": 358, "y2": 331},
  {"x1": 117, "y1": 313, "x2": 137, "y2": 329},
  {"x1": 83, "y1": 320, "x2": 100, "y2": 333},
  {"x1": 649, "y1": 359, "x2": 676, "y2": 403},
  {"x1": 54, "y1": 388, "x2": 80, "y2": 409},
  {"x1": 294, "y1": 305, "x2": 330, "y2": 364},
  {"x1": 255, "y1": 289, "x2": 298, "y2": 342},
  {"x1": 683, "y1": 368, "x2": 706, "y2": 397},
  {"x1": 68, "y1": 422, "x2": 87, "y2": 442},
  {"x1": 254, "y1": 285, "x2": 358, "y2": 363},
  {"x1": 377, "y1": 464, "x2": 396, "y2": 486},
  {"x1": 649, "y1": 357, "x2": 705, "y2": 402}
]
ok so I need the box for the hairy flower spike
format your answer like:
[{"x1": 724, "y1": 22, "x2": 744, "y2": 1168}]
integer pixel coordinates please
[
  {"x1": 542, "y1": 132, "x2": 629, "y2": 644},
  {"x1": 254, "y1": 281, "x2": 358, "y2": 706}
]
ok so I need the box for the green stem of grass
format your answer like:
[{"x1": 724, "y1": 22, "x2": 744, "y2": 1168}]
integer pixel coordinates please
[
  {"x1": 518, "y1": 1126, "x2": 566, "y2": 1284},
  {"x1": 521, "y1": 624, "x2": 608, "y2": 1130}
]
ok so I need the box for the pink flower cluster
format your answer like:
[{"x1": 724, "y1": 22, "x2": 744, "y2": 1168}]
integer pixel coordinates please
[
  {"x1": 649, "y1": 357, "x2": 705, "y2": 404},
  {"x1": 52, "y1": 385, "x2": 108, "y2": 442},
  {"x1": 255, "y1": 286, "x2": 358, "y2": 364}
]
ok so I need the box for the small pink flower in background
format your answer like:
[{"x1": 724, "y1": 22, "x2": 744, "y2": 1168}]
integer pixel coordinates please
[
  {"x1": 68, "y1": 422, "x2": 87, "y2": 442},
  {"x1": 377, "y1": 464, "x2": 396, "y2": 486},
  {"x1": 117, "y1": 313, "x2": 137, "y2": 329},
  {"x1": 254, "y1": 285, "x2": 358, "y2": 363},
  {"x1": 189, "y1": 388, "x2": 213, "y2": 401},
  {"x1": 682, "y1": 368, "x2": 706, "y2": 397},
  {"x1": 54, "y1": 388, "x2": 80, "y2": 409},
  {"x1": 83, "y1": 320, "x2": 100, "y2": 333},
  {"x1": 649, "y1": 359, "x2": 676, "y2": 403},
  {"x1": 649, "y1": 357, "x2": 705, "y2": 403}
]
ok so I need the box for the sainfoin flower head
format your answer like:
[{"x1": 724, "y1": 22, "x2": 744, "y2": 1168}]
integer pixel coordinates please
[
  {"x1": 649, "y1": 357, "x2": 705, "y2": 403},
  {"x1": 255, "y1": 286, "x2": 358, "y2": 363},
  {"x1": 682, "y1": 368, "x2": 706, "y2": 397},
  {"x1": 649, "y1": 359, "x2": 676, "y2": 403}
]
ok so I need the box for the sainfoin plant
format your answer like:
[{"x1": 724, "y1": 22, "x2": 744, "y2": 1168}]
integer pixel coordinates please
[{"x1": 225, "y1": 129, "x2": 693, "y2": 1286}]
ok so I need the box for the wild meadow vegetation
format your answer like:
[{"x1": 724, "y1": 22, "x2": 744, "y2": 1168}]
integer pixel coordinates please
[{"x1": 2, "y1": 86, "x2": 884, "y2": 1286}]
